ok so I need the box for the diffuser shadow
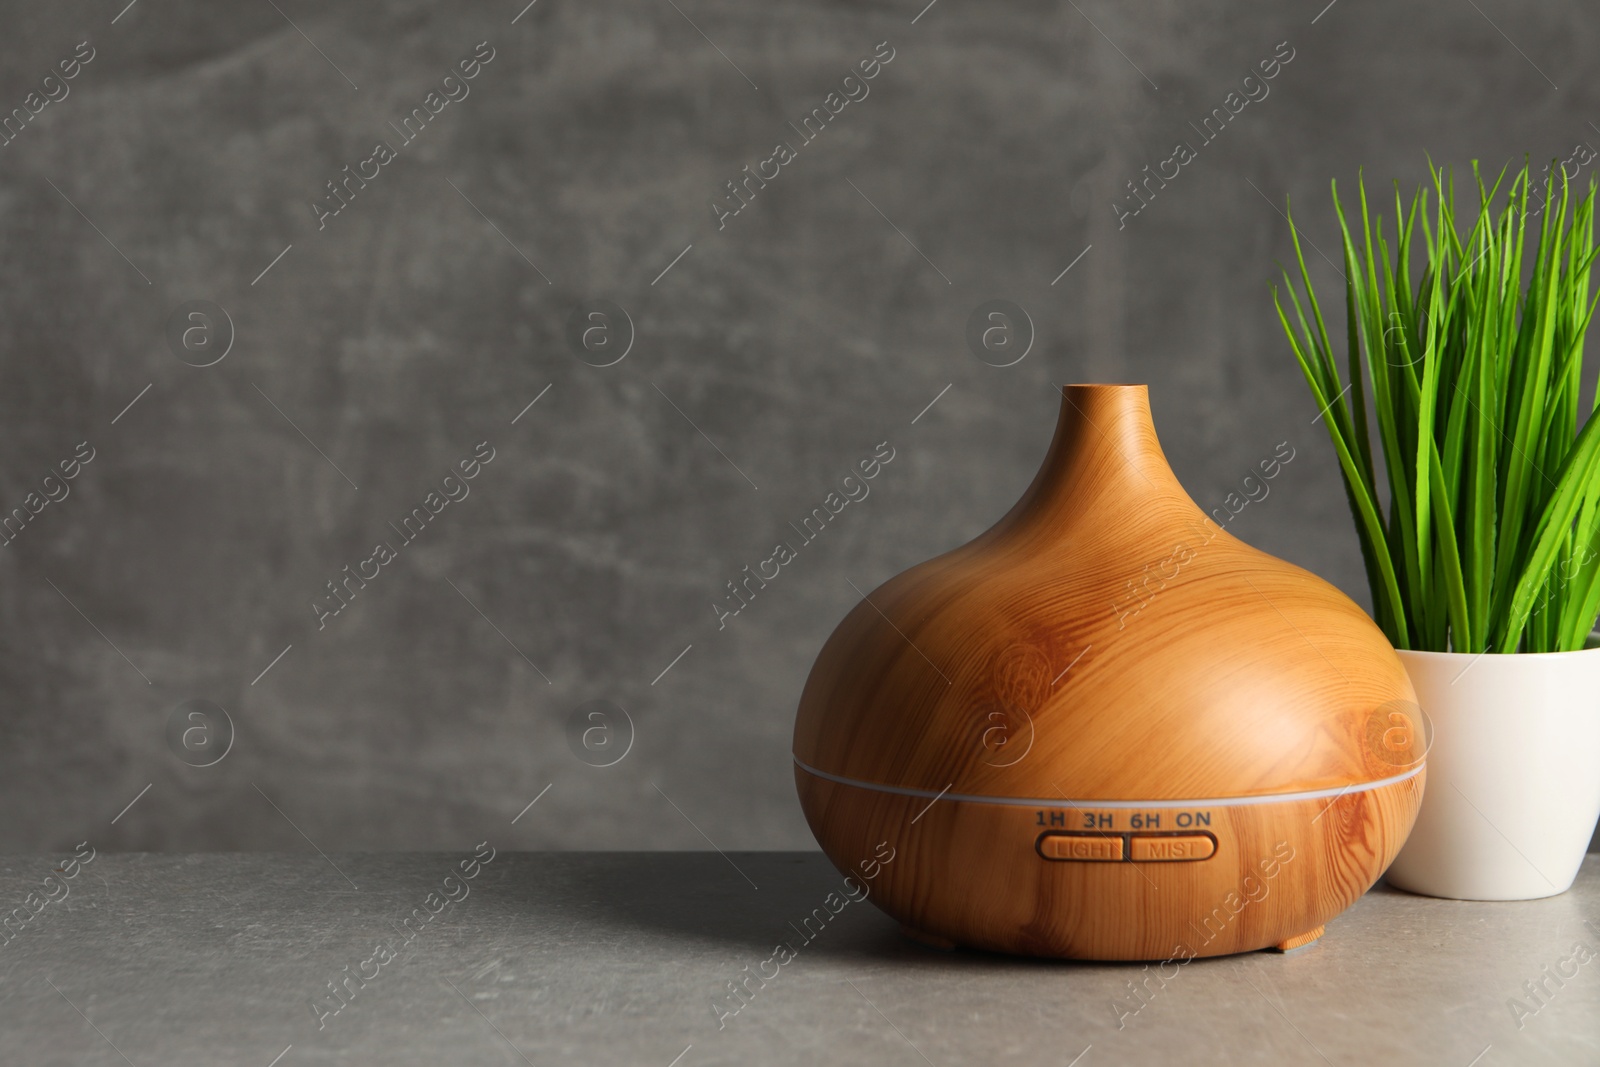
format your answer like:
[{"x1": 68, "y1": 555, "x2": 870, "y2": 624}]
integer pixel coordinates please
[{"x1": 471, "y1": 851, "x2": 1264, "y2": 972}]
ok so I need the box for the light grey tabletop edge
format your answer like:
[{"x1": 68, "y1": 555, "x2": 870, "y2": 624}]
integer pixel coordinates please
[{"x1": 0, "y1": 851, "x2": 1594, "y2": 1067}]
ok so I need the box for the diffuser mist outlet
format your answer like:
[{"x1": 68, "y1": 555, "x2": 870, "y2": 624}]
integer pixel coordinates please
[{"x1": 793, "y1": 384, "x2": 1425, "y2": 960}]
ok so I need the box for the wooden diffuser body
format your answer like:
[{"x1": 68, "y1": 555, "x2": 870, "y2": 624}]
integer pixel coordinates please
[{"x1": 793, "y1": 385, "x2": 1424, "y2": 959}]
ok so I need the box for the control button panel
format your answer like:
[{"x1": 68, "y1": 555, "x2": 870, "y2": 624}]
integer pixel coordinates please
[
  {"x1": 1039, "y1": 834, "x2": 1124, "y2": 861},
  {"x1": 1129, "y1": 834, "x2": 1216, "y2": 861},
  {"x1": 1037, "y1": 830, "x2": 1217, "y2": 863}
]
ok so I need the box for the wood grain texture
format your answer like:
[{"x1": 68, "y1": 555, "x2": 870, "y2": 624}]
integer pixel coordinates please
[
  {"x1": 793, "y1": 384, "x2": 1425, "y2": 958},
  {"x1": 797, "y1": 766, "x2": 1423, "y2": 959}
]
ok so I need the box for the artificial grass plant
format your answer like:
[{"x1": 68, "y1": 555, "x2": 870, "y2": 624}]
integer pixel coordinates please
[{"x1": 1273, "y1": 160, "x2": 1600, "y2": 653}]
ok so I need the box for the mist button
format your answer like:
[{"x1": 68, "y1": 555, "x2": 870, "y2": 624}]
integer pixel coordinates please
[{"x1": 1130, "y1": 834, "x2": 1215, "y2": 861}]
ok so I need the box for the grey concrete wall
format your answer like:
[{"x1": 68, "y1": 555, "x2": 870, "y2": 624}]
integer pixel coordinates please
[{"x1": 1, "y1": 0, "x2": 1596, "y2": 852}]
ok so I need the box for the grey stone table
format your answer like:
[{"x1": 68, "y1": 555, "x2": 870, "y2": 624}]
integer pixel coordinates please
[{"x1": 0, "y1": 852, "x2": 1595, "y2": 1066}]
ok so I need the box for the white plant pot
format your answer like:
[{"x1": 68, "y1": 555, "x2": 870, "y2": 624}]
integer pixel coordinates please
[{"x1": 1385, "y1": 646, "x2": 1600, "y2": 900}]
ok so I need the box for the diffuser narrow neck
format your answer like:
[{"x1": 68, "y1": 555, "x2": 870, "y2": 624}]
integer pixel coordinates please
[
  {"x1": 1050, "y1": 384, "x2": 1178, "y2": 486},
  {"x1": 1063, "y1": 381, "x2": 1154, "y2": 452},
  {"x1": 990, "y1": 384, "x2": 1195, "y2": 537}
]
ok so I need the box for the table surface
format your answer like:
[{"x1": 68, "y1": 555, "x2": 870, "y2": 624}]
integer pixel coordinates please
[{"x1": 0, "y1": 851, "x2": 1595, "y2": 1066}]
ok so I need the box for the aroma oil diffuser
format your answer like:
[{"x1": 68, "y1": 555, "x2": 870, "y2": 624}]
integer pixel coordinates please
[{"x1": 793, "y1": 385, "x2": 1425, "y2": 959}]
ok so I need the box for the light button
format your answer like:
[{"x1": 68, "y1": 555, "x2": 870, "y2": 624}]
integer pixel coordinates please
[
  {"x1": 1040, "y1": 834, "x2": 1124, "y2": 861},
  {"x1": 1129, "y1": 834, "x2": 1216, "y2": 861}
]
